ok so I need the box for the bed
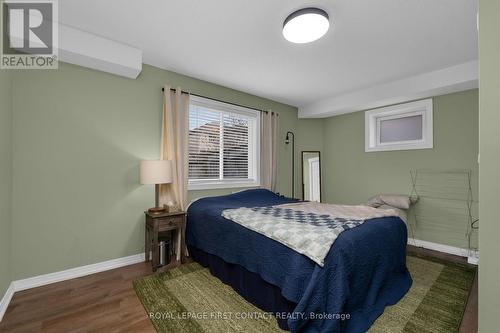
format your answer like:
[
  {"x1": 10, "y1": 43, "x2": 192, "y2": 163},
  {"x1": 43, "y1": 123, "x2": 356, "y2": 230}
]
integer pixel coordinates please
[{"x1": 186, "y1": 189, "x2": 412, "y2": 333}]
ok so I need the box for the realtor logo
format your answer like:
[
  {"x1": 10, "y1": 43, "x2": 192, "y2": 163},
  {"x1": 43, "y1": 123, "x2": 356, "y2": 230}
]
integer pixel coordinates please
[{"x1": 1, "y1": 0, "x2": 58, "y2": 69}]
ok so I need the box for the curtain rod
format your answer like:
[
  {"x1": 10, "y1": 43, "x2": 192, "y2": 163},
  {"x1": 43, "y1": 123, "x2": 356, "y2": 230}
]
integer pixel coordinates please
[{"x1": 161, "y1": 87, "x2": 271, "y2": 114}]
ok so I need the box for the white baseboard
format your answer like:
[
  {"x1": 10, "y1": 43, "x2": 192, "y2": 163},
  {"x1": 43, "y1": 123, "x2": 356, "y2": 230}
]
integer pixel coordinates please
[
  {"x1": 12, "y1": 253, "x2": 145, "y2": 292},
  {"x1": 0, "y1": 282, "x2": 15, "y2": 322},
  {"x1": 467, "y1": 255, "x2": 479, "y2": 265},
  {"x1": 0, "y1": 253, "x2": 145, "y2": 322},
  {"x1": 408, "y1": 238, "x2": 479, "y2": 265}
]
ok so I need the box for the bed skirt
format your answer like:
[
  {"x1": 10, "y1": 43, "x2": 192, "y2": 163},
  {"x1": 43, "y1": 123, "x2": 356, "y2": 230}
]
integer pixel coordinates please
[{"x1": 188, "y1": 246, "x2": 297, "y2": 330}]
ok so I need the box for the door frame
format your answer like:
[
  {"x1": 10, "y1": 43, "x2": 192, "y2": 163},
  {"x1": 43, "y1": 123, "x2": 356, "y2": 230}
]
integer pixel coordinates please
[
  {"x1": 308, "y1": 157, "x2": 320, "y2": 202},
  {"x1": 301, "y1": 151, "x2": 322, "y2": 202}
]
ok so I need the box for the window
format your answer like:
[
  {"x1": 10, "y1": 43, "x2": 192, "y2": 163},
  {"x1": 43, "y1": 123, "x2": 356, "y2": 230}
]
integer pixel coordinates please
[
  {"x1": 365, "y1": 99, "x2": 433, "y2": 152},
  {"x1": 188, "y1": 96, "x2": 260, "y2": 190}
]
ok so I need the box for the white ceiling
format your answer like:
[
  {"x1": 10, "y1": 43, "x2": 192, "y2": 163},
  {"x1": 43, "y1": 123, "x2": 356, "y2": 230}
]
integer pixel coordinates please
[{"x1": 59, "y1": 0, "x2": 478, "y2": 113}]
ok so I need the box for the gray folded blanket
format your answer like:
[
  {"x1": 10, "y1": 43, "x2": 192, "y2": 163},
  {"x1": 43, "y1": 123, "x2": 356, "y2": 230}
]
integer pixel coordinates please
[
  {"x1": 366, "y1": 194, "x2": 411, "y2": 210},
  {"x1": 366, "y1": 194, "x2": 414, "y2": 223}
]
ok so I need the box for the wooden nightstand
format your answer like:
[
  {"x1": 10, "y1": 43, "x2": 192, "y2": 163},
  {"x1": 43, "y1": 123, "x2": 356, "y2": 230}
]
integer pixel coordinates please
[{"x1": 144, "y1": 210, "x2": 187, "y2": 272}]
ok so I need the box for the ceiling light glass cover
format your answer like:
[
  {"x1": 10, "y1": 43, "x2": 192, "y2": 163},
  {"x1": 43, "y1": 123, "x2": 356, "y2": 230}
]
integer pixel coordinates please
[{"x1": 283, "y1": 8, "x2": 329, "y2": 44}]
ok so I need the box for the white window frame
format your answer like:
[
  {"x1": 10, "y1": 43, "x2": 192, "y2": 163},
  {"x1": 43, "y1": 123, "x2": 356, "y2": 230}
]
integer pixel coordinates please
[
  {"x1": 365, "y1": 99, "x2": 433, "y2": 152},
  {"x1": 188, "y1": 95, "x2": 260, "y2": 190}
]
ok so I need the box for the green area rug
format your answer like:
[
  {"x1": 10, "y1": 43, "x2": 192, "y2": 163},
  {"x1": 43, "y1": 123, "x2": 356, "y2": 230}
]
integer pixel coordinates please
[
  {"x1": 369, "y1": 252, "x2": 475, "y2": 333},
  {"x1": 134, "y1": 252, "x2": 475, "y2": 333}
]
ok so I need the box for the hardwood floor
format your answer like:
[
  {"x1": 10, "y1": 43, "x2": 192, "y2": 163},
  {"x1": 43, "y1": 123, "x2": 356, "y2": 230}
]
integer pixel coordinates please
[
  {"x1": 0, "y1": 262, "x2": 156, "y2": 333},
  {"x1": 0, "y1": 247, "x2": 478, "y2": 333}
]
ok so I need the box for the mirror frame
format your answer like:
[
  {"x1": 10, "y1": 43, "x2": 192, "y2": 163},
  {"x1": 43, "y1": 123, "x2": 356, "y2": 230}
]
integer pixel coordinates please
[{"x1": 301, "y1": 151, "x2": 322, "y2": 202}]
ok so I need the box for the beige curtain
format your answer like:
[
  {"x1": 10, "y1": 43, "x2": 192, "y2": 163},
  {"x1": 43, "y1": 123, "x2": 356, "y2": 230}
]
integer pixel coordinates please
[
  {"x1": 260, "y1": 111, "x2": 279, "y2": 191},
  {"x1": 159, "y1": 85, "x2": 189, "y2": 211}
]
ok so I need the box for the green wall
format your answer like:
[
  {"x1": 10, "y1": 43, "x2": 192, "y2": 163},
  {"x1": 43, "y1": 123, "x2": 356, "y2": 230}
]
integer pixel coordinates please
[
  {"x1": 0, "y1": 69, "x2": 12, "y2": 297},
  {"x1": 321, "y1": 90, "x2": 479, "y2": 249},
  {"x1": 478, "y1": 0, "x2": 500, "y2": 330},
  {"x1": 9, "y1": 62, "x2": 319, "y2": 280}
]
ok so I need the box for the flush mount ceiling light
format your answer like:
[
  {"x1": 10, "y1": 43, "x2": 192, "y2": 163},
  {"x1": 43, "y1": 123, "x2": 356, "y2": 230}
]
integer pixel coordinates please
[{"x1": 283, "y1": 7, "x2": 329, "y2": 44}]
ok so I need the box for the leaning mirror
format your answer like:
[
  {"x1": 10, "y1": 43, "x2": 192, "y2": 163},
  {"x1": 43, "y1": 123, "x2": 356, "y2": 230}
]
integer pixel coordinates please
[{"x1": 301, "y1": 151, "x2": 321, "y2": 202}]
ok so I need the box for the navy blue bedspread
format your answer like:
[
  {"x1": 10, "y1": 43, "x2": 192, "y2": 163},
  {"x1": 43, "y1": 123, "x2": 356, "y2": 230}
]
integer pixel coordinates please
[{"x1": 186, "y1": 189, "x2": 412, "y2": 333}]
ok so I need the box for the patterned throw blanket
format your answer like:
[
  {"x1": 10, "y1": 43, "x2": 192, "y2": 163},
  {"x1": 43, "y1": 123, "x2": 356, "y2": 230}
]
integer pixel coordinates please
[{"x1": 222, "y1": 202, "x2": 398, "y2": 266}]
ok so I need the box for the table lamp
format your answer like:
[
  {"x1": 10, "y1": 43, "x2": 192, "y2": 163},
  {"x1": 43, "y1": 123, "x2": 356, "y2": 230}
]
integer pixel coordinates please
[{"x1": 140, "y1": 160, "x2": 172, "y2": 214}]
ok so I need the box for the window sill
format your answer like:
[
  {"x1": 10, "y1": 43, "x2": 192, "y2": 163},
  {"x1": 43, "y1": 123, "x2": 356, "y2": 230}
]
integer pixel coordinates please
[
  {"x1": 365, "y1": 141, "x2": 433, "y2": 152},
  {"x1": 188, "y1": 180, "x2": 260, "y2": 191}
]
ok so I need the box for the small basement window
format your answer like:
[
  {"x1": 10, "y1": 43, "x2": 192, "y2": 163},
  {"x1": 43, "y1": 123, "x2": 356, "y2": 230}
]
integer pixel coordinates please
[{"x1": 365, "y1": 99, "x2": 433, "y2": 152}]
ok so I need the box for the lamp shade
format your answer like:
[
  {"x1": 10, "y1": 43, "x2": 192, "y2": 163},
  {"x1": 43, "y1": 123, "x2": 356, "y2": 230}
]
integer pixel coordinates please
[{"x1": 140, "y1": 160, "x2": 173, "y2": 185}]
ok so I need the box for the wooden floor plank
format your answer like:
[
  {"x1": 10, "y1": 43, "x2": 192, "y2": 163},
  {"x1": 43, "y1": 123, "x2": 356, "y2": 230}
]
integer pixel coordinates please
[{"x1": 0, "y1": 249, "x2": 477, "y2": 333}]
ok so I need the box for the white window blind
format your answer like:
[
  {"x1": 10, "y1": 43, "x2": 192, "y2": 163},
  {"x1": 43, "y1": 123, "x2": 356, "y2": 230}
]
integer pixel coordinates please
[{"x1": 188, "y1": 96, "x2": 260, "y2": 190}]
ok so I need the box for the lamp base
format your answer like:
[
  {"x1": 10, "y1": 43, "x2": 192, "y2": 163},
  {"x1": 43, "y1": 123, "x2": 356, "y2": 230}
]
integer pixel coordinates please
[{"x1": 148, "y1": 206, "x2": 168, "y2": 214}]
